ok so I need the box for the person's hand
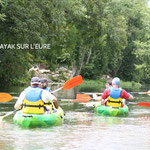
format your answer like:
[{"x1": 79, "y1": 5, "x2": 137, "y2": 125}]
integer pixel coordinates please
[{"x1": 93, "y1": 94, "x2": 98, "y2": 100}]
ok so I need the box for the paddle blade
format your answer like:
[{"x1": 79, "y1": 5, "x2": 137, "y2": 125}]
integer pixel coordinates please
[
  {"x1": 0, "y1": 93, "x2": 14, "y2": 102},
  {"x1": 146, "y1": 92, "x2": 150, "y2": 96},
  {"x1": 76, "y1": 94, "x2": 92, "y2": 100},
  {"x1": 71, "y1": 94, "x2": 92, "y2": 103},
  {"x1": 136, "y1": 102, "x2": 150, "y2": 107},
  {"x1": 63, "y1": 75, "x2": 83, "y2": 89}
]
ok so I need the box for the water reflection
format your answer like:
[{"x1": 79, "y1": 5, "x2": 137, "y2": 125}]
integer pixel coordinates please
[{"x1": 0, "y1": 85, "x2": 150, "y2": 149}]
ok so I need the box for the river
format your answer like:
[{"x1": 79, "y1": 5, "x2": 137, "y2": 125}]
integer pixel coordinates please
[{"x1": 0, "y1": 84, "x2": 150, "y2": 150}]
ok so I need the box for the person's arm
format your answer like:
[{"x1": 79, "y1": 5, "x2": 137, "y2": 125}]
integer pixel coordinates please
[
  {"x1": 121, "y1": 90, "x2": 134, "y2": 100},
  {"x1": 95, "y1": 89, "x2": 110, "y2": 101},
  {"x1": 14, "y1": 91, "x2": 25, "y2": 110},
  {"x1": 128, "y1": 94, "x2": 134, "y2": 100},
  {"x1": 95, "y1": 96, "x2": 102, "y2": 101}
]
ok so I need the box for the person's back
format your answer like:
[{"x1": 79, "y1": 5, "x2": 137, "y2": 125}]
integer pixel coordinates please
[
  {"x1": 96, "y1": 77, "x2": 134, "y2": 107},
  {"x1": 22, "y1": 86, "x2": 44, "y2": 114}
]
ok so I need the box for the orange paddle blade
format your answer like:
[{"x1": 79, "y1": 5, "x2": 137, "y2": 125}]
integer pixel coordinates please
[
  {"x1": 76, "y1": 94, "x2": 92, "y2": 100},
  {"x1": 146, "y1": 93, "x2": 150, "y2": 95},
  {"x1": 0, "y1": 93, "x2": 14, "y2": 102},
  {"x1": 136, "y1": 102, "x2": 150, "y2": 107},
  {"x1": 71, "y1": 99, "x2": 90, "y2": 103},
  {"x1": 63, "y1": 75, "x2": 83, "y2": 89},
  {"x1": 71, "y1": 94, "x2": 92, "y2": 103}
]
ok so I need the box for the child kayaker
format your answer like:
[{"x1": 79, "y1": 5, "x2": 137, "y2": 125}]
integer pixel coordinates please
[
  {"x1": 96, "y1": 77, "x2": 134, "y2": 107},
  {"x1": 105, "y1": 79, "x2": 112, "y2": 88},
  {"x1": 40, "y1": 78, "x2": 52, "y2": 92},
  {"x1": 40, "y1": 78, "x2": 58, "y2": 111}
]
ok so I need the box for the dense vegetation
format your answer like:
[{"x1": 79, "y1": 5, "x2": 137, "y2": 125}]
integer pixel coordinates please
[{"x1": 0, "y1": 0, "x2": 150, "y2": 85}]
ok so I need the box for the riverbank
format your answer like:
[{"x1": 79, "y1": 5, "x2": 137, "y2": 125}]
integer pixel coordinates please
[
  {"x1": 7, "y1": 65, "x2": 142, "y2": 91},
  {"x1": 76, "y1": 79, "x2": 142, "y2": 93}
]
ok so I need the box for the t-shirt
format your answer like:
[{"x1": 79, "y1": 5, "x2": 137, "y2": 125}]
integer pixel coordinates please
[{"x1": 101, "y1": 88, "x2": 130, "y2": 100}]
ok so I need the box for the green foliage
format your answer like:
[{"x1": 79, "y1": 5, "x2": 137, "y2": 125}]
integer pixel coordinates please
[
  {"x1": 77, "y1": 79, "x2": 141, "y2": 92},
  {"x1": 0, "y1": 0, "x2": 150, "y2": 85},
  {"x1": 0, "y1": 50, "x2": 31, "y2": 85},
  {"x1": 81, "y1": 64, "x2": 96, "y2": 79},
  {"x1": 77, "y1": 79, "x2": 106, "y2": 92}
]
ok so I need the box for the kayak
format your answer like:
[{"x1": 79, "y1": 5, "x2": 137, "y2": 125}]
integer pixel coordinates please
[
  {"x1": 13, "y1": 107, "x2": 64, "y2": 128},
  {"x1": 94, "y1": 103, "x2": 128, "y2": 117}
]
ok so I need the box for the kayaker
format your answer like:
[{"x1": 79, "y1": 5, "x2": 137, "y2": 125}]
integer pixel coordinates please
[
  {"x1": 14, "y1": 77, "x2": 58, "y2": 114},
  {"x1": 105, "y1": 79, "x2": 112, "y2": 88},
  {"x1": 40, "y1": 78, "x2": 58, "y2": 111},
  {"x1": 40, "y1": 78, "x2": 52, "y2": 92},
  {"x1": 96, "y1": 77, "x2": 134, "y2": 107}
]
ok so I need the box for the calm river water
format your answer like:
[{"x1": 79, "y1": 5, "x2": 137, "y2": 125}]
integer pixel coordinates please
[{"x1": 0, "y1": 84, "x2": 150, "y2": 150}]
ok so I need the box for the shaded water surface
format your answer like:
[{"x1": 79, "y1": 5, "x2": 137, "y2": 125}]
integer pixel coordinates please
[{"x1": 0, "y1": 85, "x2": 150, "y2": 150}]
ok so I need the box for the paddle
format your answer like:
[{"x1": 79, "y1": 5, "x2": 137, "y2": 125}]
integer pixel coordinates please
[
  {"x1": 136, "y1": 102, "x2": 150, "y2": 107},
  {"x1": 0, "y1": 93, "x2": 14, "y2": 102},
  {"x1": 131, "y1": 90, "x2": 150, "y2": 95},
  {"x1": 138, "y1": 92, "x2": 150, "y2": 95},
  {"x1": 80, "y1": 92, "x2": 103, "y2": 95},
  {"x1": 0, "y1": 110, "x2": 18, "y2": 121},
  {"x1": 71, "y1": 94, "x2": 96, "y2": 103},
  {"x1": 52, "y1": 75, "x2": 83, "y2": 93}
]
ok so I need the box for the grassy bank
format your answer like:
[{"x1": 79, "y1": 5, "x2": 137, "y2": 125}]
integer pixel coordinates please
[{"x1": 76, "y1": 79, "x2": 142, "y2": 92}]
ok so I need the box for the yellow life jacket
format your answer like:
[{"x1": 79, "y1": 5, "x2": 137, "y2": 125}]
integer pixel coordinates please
[
  {"x1": 105, "y1": 87, "x2": 123, "y2": 107},
  {"x1": 22, "y1": 99, "x2": 54, "y2": 114},
  {"x1": 106, "y1": 96, "x2": 122, "y2": 107},
  {"x1": 22, "y1": 99, "x2": 45, "y2": 114},
  {"x1": 44, "y1": 101, "x2": 54, "y2": 112},
  {"x1": 22, "y1": 87, "x2": 55, "y2": 114}
]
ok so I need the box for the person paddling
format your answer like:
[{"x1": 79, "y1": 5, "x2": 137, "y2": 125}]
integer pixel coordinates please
[
  {"x1": 14, "y1": 77, "x2": 58, "y2": 114},
  {"x1": 40, "y1": 78, "x2": 52, "y2": 92},
  {"x1": 96, "y1": 77, "x2": 134, "y2": 107},
  {"x1": 40, "y1": 78, "x2": 58, "y2": 110}
]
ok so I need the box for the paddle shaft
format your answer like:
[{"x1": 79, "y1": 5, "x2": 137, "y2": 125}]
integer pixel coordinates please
[
  {"x1": 0, "y1": 110, "x2": 18, "y2": 121},
  {"x1": 52, "y1": 87, "x2": 62, "y2": 93}
]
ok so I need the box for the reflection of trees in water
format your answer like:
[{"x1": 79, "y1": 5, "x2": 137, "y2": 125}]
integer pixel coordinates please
[
  {"x1": 92, "y1": 116, "x2": 125, "y2": 127},
  {"x1": 65, "y1": 112, "x2": 93, "y2": 126}
]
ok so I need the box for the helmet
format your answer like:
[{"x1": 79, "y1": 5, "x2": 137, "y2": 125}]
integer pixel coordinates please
[{"x1": 112, "y1": 77, "x2": 120, "y2": 85}]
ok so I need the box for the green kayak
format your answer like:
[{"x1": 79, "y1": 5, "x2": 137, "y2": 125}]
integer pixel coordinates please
[
  {"x1": 94, "y1": 103, "x2": 128, "y2": 117},
  {"x1": 13, "y1": 107, "x2": 64, "y2": 128}
]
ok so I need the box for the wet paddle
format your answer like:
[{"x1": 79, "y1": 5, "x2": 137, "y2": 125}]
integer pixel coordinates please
[
  {"x1": 0, "y1": 93, "x2": 14, "y2": 102},
  {"x1": 0, "y1": 110, "x2": 18, "y2": 121},
  {"x1": 136, "y1": 102, "x2": 150, "y2": 107},
  {"x1": 53, "y1": 75, "x2": 83, "y2": 93}
]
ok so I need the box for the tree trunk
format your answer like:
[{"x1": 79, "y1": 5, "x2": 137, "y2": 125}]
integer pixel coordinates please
[
  {"x1": 86, "y1": 48, "x2": 92, "y2": 65},
  {"x1": 71, "y1": 47, "x2": 86, "y2": 77}
]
